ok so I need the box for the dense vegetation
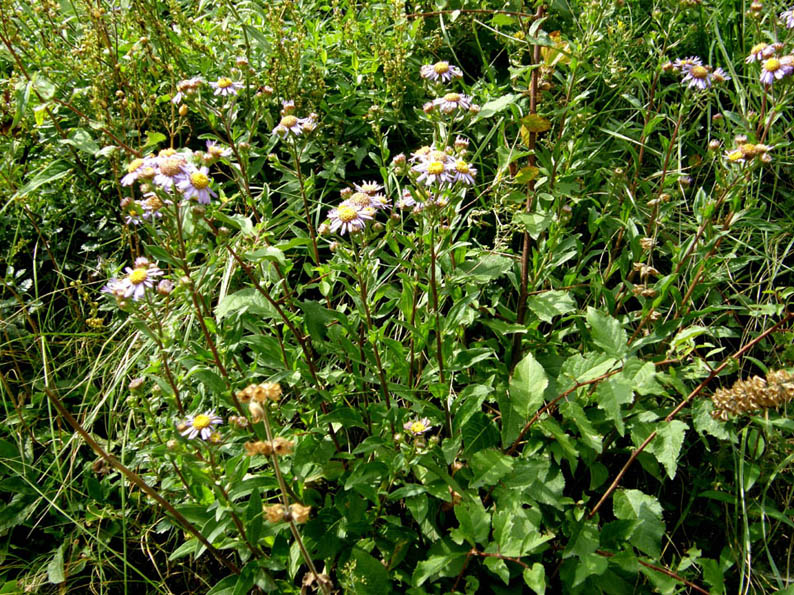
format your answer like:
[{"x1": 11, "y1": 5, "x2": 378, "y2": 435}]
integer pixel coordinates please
[{"x1": 2, "y1": 0, "x2": 794, "y2": 592}]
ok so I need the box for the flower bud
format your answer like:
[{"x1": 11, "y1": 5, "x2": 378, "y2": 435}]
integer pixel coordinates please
[{"x1": 178, "y1": 104, "x2": 188, "y2": 117}]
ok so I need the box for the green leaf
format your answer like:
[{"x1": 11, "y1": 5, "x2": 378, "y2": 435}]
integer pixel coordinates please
[
  {"x1": 596, "y1": 379, "x2": 634, "y2": 436},
  {"x1": 215, "y1": 288, "x2": 275, "y2": 322},
  {"x1": 523, "y1": 563, "x2": 546, "y2": 594},
  {"x1": 509, "y1": 352, "x2": 548, "y2": 418},
  {"x1": 461, "y1": 412, "x2": 500, "y2": 455},
  {"x1": 613, "y1": 489, "x2": 665, "y2": 557},
  {"x1": 527, "y1": 290, "x2": 576, "y2": 323},
  {"x1": 484, "y1": 555, "x2": 510, "y2": 584},
  {"x1": 455, "y1": 253, "x2": 514, "y2": 283},
  {"x1": 144, "y1": 131, "x2": 167, "y2": 148},
  {"x1": 16, "y1": 159, "x2": 71, "y2": 197},
  {"x1": 298, "y1": 300, "x2": 347, "y2": 341},
  {"x1": 560, "y1": 401, "x2": 602, "y2": 453},
  {"x1": 62, "y1": 128, "x2": 99, "y2": 154},
  {"x1": 586, "y1": 307, "x2": 628, "y2": 358},
  {"x1": 515, "y1": 212, "x2": 552, "y2": 240},
  {"x1": 452, "y1": 499, "x2": 490, "y2": 545},
  {"x1": 246, "y1": 246, "x2": 286, "y2": 268},
  {"x1": 32, "y1": 72, "x2": 56, "y2": 100},
  {"x1": 648, "y1": 421, "x2": 688, "y2": 479},
  {"x1": 470, "y1": 448, "x2": 515, "y2": 489},
  {"x1": 692, "y1": 400, "x2": 730, "y2": 441},
  {"x1": 46, "y1": 544, "x2": 65, "y2": 584},
  {"x1": 413, "y1": 549, "x2": 468, "y2": 587},
  {"x1": 350, "y1": 547, "x2": 390, "y2": 594},
  {"x1": 476, "y1": 93, "x2": 518, "y2": 120}
]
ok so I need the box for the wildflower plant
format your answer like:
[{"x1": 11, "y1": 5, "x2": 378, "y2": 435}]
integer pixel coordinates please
[{"x1": 6, "y1": 2, "x2": 794, "y2": 595}]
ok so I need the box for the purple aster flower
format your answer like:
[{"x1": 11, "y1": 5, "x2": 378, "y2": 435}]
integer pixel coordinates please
[
  {"x1": 179, "y1": 411, "x2": 223, "y2": 440},
  {"x1": 451, "y1": 159, "x2": 477, "y2": 185},
  {"x1": 403, "y1": 417, "x2": 432, "y2": 436},
  {"x1": 781, "y1": 8, "x2": 794, "y2": 28},
  {"x1": 420, "y1": 61, "x2": 463, "y2": 82},
  {"x1": 105, "y1": 258, "x2": 163, "y2": 301},
  {"x1": 432, "y1": 92, "x2": 473, "y2": 114},
  {"x1": 272, "y1": 113, "x2": 313, "y2": 137},
  {"x1": 746, "y1": 42, "x2": 775, "y2": 64},
  {"x1": 412, "y1": 152, "x2": 455, "y2": 186},
  {"x1": 210, "y1": 77, "x2": 243, "y2": 97},
  {"x1": 327, "y1": 203, "x2": 372, "y2": 235},
  {"x1": 397, "y1": 189, "x2": 417, "y2": 210},
  {"x1": 682, "y1": 64, "x2": 714, "y2": 89},
  {"x1": 121, "y1": 158, "x2": 147, "y2": 186},
  {"x1": 671, "y1": 56, "x2": 702, "y2": 72},
  {"x1": 172, "y1": 77, "x2": 203, "y2": 104},
  {"x1": 760, "y1": 56, "x2": 794, "y2": 85},
  {"x1": 152, "y1": 149, "x2": 190, "y2": 191},
  {"x1": 178, "y1": 166, "x2": 217, "y2": 204},
  {"x1": 353, "y1": 180, "x2": 384, "y2": 195},
  {"x1": 205, "y1": 140, "x2": 232, "y2": 160}
]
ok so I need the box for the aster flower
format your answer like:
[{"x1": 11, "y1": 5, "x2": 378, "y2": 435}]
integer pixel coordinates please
[
  {"x1": 451, "y1": 159, "x2": 477, "y2": 185},
  {"x1": 172, "y1": 77, "x2": 203, "y2": 104},
  {"x1": 403, "y1": 417, "x2": 432, "y2": 436},
  {"x1": 179, "y1": 411, "x2": 223, "y2": 440},
  {"x1": 343, "y1": 191, "x2": 390, "y2": 211},
  {"x1": 205, "y1": 140, "x2": 232, "y2": 160},
  {"x1": 420, "y1": 61, "x2": 463, "y2": 82},
  {"x1": 210, "y1": 77, "x2": 243, "y2": 97},
  {"x1": 101, "y1": 277, "x2": 127, "y2": 299},
  {"x1": 327, "y1": 203, "x2": 372, "y2": 235},
  {"x1": 671, "y1": 56, "x2": 702, "y2": 72},
  {"x1": 746, "y1": 42, "x2": 775, "y2": 63},
  {"x1": 433, "y1": 92, "x2": 473, "y2": 114},
  {"x1": 272, "y1": 113, "x2": 312, "y2": 137},
  {"x1": 140, "y1": 193, "x2": 167, "y2": 220},
  {"x1": 682, "y1": 64, "x2": 714, "y2": 89},
  {"x1": 178, "y1": 166, "x2": 217, "y2": 204},
  {"x1": 413, "y1": 157, "x2": 454, "y2": 186},
  {"x1": 353, "y1": 180, "x2": 383, "y2": 195},
  {"x1": 116, "y1": 258, "x2": 164, "y2": 301},
  {"x1": 121, "y1": 158, "x2": 147, "y2": 186},
  {"x1": 397, "y1": 189, "x2": 417, "y2": 210},
  {"x1": 781, "y1": 7, "x2": 794, "y2": 28},
  {"x1": 123, "y1": 201, "x2": 145, "y2": 225},
  {"x1": 760, "y1": 56, "x2": 794, "y2": 85},
  {"x1": 153, "y1": 152, "x2": 189, "y2": 191}
]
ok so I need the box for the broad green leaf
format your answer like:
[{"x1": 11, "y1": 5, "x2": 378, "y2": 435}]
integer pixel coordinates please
[
  {"x1": 515, "y1": 212, "x2": 552, "y2": 240},
  {"x1": 560, "y1": 401, "x2": 602, "y2": 453},
  {"x1": 16, "y1": 159, "x2": 71, "y2": 197},
  {"x1": 476, "y1": 93, "x2": 518, "y2": 120},
  {"x1": 524, "y1": 563, "x2": 546, "y2": 594},
  {"x1": 470, "y1": 449, "x2": 514, "y2": 489},
  {"x1": 527, "y1": 290, "x2": 576, "y2": 323},
  {"x1": 215, "y1": 288, "x2": 276, "y2": 322},
  {"x1": 509, "y1": 352, "x2": 548, "y2": 418},
  {"x1": 455, "y1": 253, "x2": 513, "y2": 283},
  {"x1": 613, "y1": 489, "x2": 665, "y2": 557},
  {"x1": 692, "y1": 400, "x2": 731, "y2": 441},
  {"x1": 596, "y1": 378, "x2": 634, "y2": 436},
  {"x1": 461, "y1": 412, "x2": 500, "y2": 455},
  {"x1": 350, "y1": 547, "x2": 390, "y2": 594},
  {"x1": 648, "y1": 420, "x2": 688, "y2": 479},
  {"x1": 586, "y1": 307, "x2": 628, "y2": 358},
  {"x1": 452, "y1": 499, "x2": 490, "y2": 546},
  {"x1": 484, "y1": 555, "x2": 510, "y2": 584}
]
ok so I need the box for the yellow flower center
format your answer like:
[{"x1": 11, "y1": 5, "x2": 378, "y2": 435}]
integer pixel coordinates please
[
  {"x1": 217, "y1": 77, "x2": 232, "y2": 88},
  {"x1": 691, "y1": 66, "x2": 708, "y2": 79},
  {"x1": 145, "y1": 196, "x2": 163, "y2": 209},
  {"x1": 427, "y1": 161, "x2": 445, "y2": 175},
  {"x1": 433, "y1": 61, "x2": 450, "y2": 74},
  {"x1": 127, "y1": 158, "x2": 143, "y2": 173},
  {"x1": 430, "y1": 150, "x2": 448, "y2": 161},
  {"x1": 337, "y1": 205, "x2": 358, "y2": 222},
  {"x1": 740, "y1": 143, "x2": 757, "y2": 156},
  {"x1": 190, "y1": 171, "x2": 209, "y2": 189},
  {"x1": 192, "y1": 414, "x2": 211, "y2": 430},
  {"x1": 158, "y1": 148, "x2": 177, "y2": 158},
  {"x1": 348, "y1": 192, "x2": 371, "y2": 207},
  {"x1": 750, "y1": 43, "x2": 767, "y2": 54},
  {"x1": 726, "y1": 149, "x2": 744, "y2": 162},
  {"x1": 128, "y1": 268, "x2": 148, "y2": 284},
  {"x1": 443, "y1": 92, "x2": 461, "y2": 102},
  {"x1": 159, "y1": 157, "x2": 184, "y2": 177},
  {"x1": 280, "y1": 115, "x2": 298, "y2": 128},
  {"x1": 140, "y1": 167, "x2": 156, "y2": 179},
  {"x1": 455, "y1": 160, "x2": 470, "y2": 174},
  {"x1": 765, "y1": 58, "x2": 781, "y2": 72},
  {"x1": 208, "y1": 145, "x2": 223, "y2": 158},
  {"x1": 410, "y1": 421, "x2": 426, "y2": 434}
]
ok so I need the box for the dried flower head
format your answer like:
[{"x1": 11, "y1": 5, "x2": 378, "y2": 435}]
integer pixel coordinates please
[
  {"x1": 712, "y1": 369, "x2": 794, "y2": 420},
  {"x1": 264, "y1": 503, "x2": 286, "y2": 523},
  {"x1": 290, "y1": 503, "x2": 311, "y2": 523},
  {"x1": 272, "y1": 436, "x2": 294, "y2": 456}
]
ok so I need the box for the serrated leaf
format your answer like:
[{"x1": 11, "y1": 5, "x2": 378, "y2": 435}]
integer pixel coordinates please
[
  {"x1": 649, "y1": 420, "x2": 688, "y2": 479},
  {"x1": 560, "y1": 401, "x2": 602, "y2": 453},
  {"x1": 509, "y1": 352, "x2": 548, "y2": 418},
  {"x1": 586, "y1": 307, "x2": 628, "y2": 358},
  {"x1": 596, "y1": 379, "x2": 634, "y2": 436},
  {"x1": 413, "y1": 549, "x2": 468, "y2": 586},
  {"x1": 461, "y1": 412, "x2": 500, "y2": 455},
  {"x1": 144, "y1": 131, "x2": 167, "y2": 147},
  {"x1": 470, "y1": 449, "x2": 514, "y2": 489},
  {"x1": 613, "y1": 489, "x2": 665, "y2": 558},
  {"x1": 527, "y1": 290, "x2": 576, "y2": 323},
  {"x1": 452, "y1": 499, "x2": 490, "y2": 546},
  {"x1": 692, "y1": 400, "x2": 731, "y2": 441}
]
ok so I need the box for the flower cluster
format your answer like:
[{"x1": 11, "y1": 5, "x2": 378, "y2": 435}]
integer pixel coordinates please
[
  {"x1": 409, "y1": 144, "x2": 477, "y2": 189},
  {"x1": 172, "y1": 77, "x2": 203, "y2": 104},
  {"x1": 667, "y1": 56, "x2": 730, "y2": 90},
  {"x1": 236, "y1": 382, "x2": 282, "y2": 403},
  {"x1": 102, "y1": 257, "x2": 164, "y2": 302},
  {"x1": 711, "y1": 369, "x2": 794, "y2": 420},
  {"x1": 177, "y1": 411, "x2": 223, "y2": 441},
  {"x1": 723, "y1": 136, "x2": 772, "y2": 164},
  {"x1": 121, "y1": 147, "x2": 220, "y2": 206},
  {"x1": 325, "y1": 180, "x2": 389, "y2": 235},
  {"x1": 272, "y1": 100, "x2": 317, "y2": 138},
  {"x1": 243, "y1": 437, "x2": 294, "y2": 456}
]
